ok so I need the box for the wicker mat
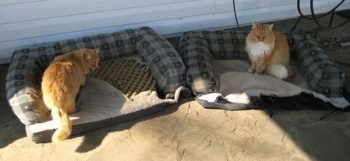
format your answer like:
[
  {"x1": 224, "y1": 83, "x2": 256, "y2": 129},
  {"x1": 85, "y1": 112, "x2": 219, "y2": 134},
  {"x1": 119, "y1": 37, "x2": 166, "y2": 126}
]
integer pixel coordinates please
[{"x1": 87, "y1": 59, "x2": 157, "y2": 99}]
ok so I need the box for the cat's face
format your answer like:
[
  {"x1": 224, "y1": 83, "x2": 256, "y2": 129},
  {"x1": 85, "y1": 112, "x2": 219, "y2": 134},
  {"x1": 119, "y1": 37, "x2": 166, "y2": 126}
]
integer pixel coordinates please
[
  {"x1": 85, "y1": 48, "x2": 100, "y2": 71},
  {"x1": 247, "y1": 23, "x2": 275, "y2": 44},
  {"x1": 74, "y1": 48, "x2": 100, "y2": 71}
]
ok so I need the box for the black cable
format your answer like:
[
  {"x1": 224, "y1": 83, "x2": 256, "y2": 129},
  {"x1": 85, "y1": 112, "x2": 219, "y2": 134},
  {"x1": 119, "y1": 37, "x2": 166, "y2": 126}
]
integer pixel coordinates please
[
  {"x1": 232, "y1": 0, "x2": 240, "y2": 30},
  {"x1": 297, "y1": 0, "x2": 349, "y2": 29}
]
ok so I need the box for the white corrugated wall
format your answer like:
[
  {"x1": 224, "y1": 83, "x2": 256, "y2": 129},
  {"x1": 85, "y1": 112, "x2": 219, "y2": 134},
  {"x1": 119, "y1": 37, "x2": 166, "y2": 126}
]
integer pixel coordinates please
[{"x1": 0, "y1": 0, "x2": 349, "y2": 63}]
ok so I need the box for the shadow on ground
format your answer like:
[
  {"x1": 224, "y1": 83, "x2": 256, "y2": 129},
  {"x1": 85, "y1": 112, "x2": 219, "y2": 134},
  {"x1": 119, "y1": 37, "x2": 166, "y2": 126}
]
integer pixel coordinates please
[
  {"x1": 0, "y1": 64, "x2": 27, "y2": 148},
  {"x1": 73, "y1": 98, "x2": 187, "y2": 153}
]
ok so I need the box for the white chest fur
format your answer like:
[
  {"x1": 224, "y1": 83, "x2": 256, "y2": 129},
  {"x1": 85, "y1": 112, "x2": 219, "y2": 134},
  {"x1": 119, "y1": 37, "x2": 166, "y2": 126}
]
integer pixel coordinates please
[{"x1": 246, "y1": 42, "x2": 272, "y2": 62}]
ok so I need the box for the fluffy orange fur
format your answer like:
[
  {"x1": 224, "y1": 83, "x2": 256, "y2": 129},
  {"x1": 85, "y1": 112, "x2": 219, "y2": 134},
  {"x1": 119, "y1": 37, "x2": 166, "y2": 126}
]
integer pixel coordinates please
[
  {"x1": 41, "y1": 48, "x2": 100, "y2": 142},
  {"x1": 245, "y1": 23, "x2": 292, "y2": 80}
]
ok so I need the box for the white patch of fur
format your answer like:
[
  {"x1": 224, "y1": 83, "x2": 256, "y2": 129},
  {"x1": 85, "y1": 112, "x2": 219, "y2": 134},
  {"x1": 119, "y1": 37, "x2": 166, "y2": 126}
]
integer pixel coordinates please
[
  {"x1": 225, "y1": 93, "x2": 250, "y2": 104},
  {"x1": 246, "y1": 42, "x2": 272, "y2": 62},
  {"x1": 266, "y1": 64, "x2": 288, "y2": 79}
]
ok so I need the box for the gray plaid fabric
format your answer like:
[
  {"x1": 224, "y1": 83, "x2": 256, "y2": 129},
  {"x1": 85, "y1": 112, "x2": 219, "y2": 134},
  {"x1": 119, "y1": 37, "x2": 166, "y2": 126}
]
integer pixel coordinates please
[
  {"x1": 6, "y1": 26, "x2": 186, "y2": 126},
  {"x1": 179, "y1": 30, "x2": 344, "y2": 97},
  {"x1": 137, "y1": 28, "x2": 186, "y2": 94},
  {"x1": 296, "y1": 39, "x2": 344, "y2": 97},
  {"x1": 179, "y1": 32, "x2": 216, "y2": 94}
]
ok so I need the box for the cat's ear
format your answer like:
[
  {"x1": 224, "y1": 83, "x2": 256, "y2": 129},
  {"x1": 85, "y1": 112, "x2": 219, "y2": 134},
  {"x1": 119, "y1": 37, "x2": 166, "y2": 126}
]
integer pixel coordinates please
[
  {"x1": 84, "y1": 53, "x2": 91, "y2": 60},
  {"x1": 94, "y1": 48, "x2": 100, "y2": 54},
  {"x1": 252, "y1": 23, "x2": 257, "y2": 29},
  {"x1": 268, "y1": 24, "x2": 274, "y2": 31}
]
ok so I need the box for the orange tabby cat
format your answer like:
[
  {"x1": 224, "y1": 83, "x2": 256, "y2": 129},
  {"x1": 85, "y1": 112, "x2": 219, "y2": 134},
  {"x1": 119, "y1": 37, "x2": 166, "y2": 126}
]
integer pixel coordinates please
[
  {"x1": 245, "y1": 23, "x2": 292, "y2": 80},
  {"x1": 41, "y1": 48, "x2": 100, "y2": 142}
]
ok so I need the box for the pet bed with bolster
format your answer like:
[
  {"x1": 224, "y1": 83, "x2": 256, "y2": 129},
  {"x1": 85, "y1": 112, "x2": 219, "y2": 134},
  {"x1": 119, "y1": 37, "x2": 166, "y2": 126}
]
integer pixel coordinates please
[
  {"x1": 5, "y1": 26, "x2": 189, "y2": 143},
  {"x1": 179, "y1": 30, "x2": 349, "y2": 110}
]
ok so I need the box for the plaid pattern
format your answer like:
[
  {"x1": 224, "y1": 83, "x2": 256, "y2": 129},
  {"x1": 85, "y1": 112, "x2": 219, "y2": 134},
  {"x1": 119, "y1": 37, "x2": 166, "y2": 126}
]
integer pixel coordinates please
[
  {"x1": 179, "y1": 30, "x2": 344, "y2": 97},
  {"x1": 6, "y1": 26, "x2": 186, "y2": 126},
  {"x1": 137, "y1": 28, "x2": 186, "y2": 94},
  {"x1": 296, "y1": 39, "x2": 344, "y2": 97},
  {"x1": 179, "y1": 32, "x2": 217, "y2": 94}
]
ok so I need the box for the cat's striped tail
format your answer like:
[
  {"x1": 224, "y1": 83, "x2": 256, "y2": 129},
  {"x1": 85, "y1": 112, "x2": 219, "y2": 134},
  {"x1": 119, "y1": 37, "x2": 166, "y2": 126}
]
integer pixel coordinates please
[
  {"x1": 51, "y1": 108, "x2": 72, "y2": 143},
  {"x1": 266, "y1": 64, "x2": 291, "y2": 80}
]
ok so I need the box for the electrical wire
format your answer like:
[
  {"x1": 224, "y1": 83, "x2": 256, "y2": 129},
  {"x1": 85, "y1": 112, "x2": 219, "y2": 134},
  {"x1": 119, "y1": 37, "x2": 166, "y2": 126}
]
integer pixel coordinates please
[
  {"x1": 232, "y1": 0, "x2": 241, "y2": 30},
  {"x1": 297, "y1": 0, "x2": 348, "y2": 29}
]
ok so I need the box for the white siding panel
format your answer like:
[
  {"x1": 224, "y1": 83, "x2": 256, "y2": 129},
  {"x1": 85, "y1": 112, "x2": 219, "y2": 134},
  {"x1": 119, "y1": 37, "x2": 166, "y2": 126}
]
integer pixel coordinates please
[
  {"x1": 0, "y1": 0, "x2": 214, "y2": 42},
  {"x1": 0, "y1": 14, "x2": 215, "y2": 63},
  {"x1": 0, "y1": 0, "x2": 40, "y2": 6},
  {"x1": 215, "y1": 0, "x2": 346, "y2": 13},
  {"x1": 0, "y1": 0, "x2": 349, "y2": 63},
  {"x1": 215, "y1": 0, "x2": 296, "y2": 12},
  {"x1": 0, "y1": 0, "x2": 191, "y2": 24}
]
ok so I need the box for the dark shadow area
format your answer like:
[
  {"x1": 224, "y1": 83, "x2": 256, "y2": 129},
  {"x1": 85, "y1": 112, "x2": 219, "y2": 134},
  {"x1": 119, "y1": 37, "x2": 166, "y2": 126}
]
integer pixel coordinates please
[
  {"x1": 0, "y1": 100, "x2": 27, "y2": 148},
  {"x1": 0, "y1": 64, "x2": 27, "y2": 148},
  {"x1": 264, "y1": 107, "x2": 350, "y2": 161},
  {"x1": 258, "y1": 14, "x2": 350, "y2": 161}
]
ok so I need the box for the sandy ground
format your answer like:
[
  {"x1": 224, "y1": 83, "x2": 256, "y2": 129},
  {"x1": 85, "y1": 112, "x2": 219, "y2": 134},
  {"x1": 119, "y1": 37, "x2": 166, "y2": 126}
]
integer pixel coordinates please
[{"x1": 2, "y1": 96, "x2": 350, "y2": 161}]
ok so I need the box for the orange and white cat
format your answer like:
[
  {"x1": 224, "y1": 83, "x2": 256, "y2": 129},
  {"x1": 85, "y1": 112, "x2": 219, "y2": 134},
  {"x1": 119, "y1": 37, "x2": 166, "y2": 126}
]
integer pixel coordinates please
[
  {"x1": 41, "y1": 48, "x2": 100, "y2": 142},
  {"x1": 245, "y1": 23, "x2": 292, "y2": 80}
]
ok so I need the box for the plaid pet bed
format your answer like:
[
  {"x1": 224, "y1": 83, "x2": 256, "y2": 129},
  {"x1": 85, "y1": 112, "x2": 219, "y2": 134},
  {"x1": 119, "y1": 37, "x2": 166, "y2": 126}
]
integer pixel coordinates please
[
  {"x1": 6, "y1": 27, "x2": 186, "y2": 126},
  {"x1": 179, "y1": 30, "x2": 345, "y2": 98}
]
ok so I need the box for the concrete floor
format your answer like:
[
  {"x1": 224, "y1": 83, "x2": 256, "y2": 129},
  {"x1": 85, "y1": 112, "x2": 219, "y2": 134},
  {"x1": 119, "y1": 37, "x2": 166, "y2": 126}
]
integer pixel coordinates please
[{"x1": 1, "y1": 13, "x2": 350, "y2": 161}]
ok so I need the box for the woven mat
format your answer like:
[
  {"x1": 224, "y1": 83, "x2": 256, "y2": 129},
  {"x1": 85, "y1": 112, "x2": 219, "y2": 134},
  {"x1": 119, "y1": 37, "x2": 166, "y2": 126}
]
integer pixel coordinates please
[{"x1": 87, "y1": 59, "x2": 157, "y2": 98}]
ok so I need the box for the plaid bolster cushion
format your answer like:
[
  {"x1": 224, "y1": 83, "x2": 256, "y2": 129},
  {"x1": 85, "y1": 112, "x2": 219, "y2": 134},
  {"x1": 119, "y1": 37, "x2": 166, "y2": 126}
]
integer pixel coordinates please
[
  {"x1": 6, "y1": 26, "x2": 186, "y2": 126},
  {"x1": 6, "y1": 52, "x2": 49, "y2": 125},
  {"x1": 179, "y1": 32, "x2": 217, "y2": 95},
  {"x1": 137, "y1": 27, "x2": 186, "y2": 95},
  {"x1": 179, "y1": 30, "x2": 344, "y2": 97},
  {"x1": 179, "y1": 30, "x2": 252, "y2": 95},
  {"x1": 296, "y1": 38, "x2": 345, "y2": 97}
]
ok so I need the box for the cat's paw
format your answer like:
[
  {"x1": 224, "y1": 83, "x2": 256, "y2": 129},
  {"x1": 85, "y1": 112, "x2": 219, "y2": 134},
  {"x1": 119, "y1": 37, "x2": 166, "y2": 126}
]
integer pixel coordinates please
[
  {"x1": 255, "y1": 71, "x2": 263, "y2": 75},
  {"x1": 248, "y1": 69, "x2": 254, "y2": 73}
]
